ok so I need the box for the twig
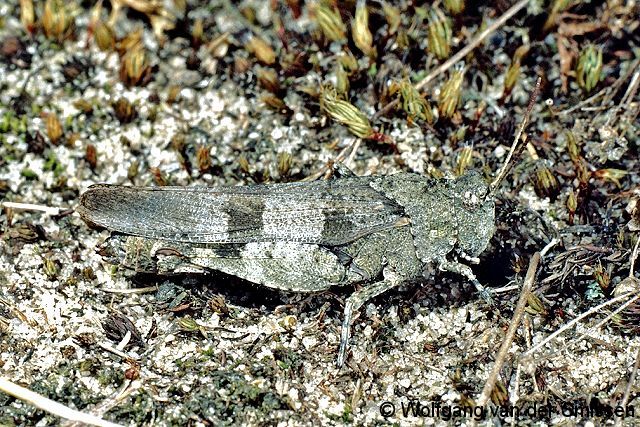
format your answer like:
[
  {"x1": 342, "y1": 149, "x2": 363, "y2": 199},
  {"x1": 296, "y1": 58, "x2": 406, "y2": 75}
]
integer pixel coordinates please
[
  {"x1": 116, "y1": 330, "x2": 132, "y2": 352},
  {"x1": 489, "y1": 76, "x2": 542, "y2": 195},
  {"x1": 540, "y1": 238, "x2": 560, "y2": 257},
  {"x1": 475, "y1": 252, "x2": 540, "y2": 408},
  {"x1": 0, "y1": 377, "x2": 123, "y2": 427},
  {"x1": 302, "y1": 139, "x2": 359, "y2": 182},
  {"x1": 96, "y1": 341, "x2": 137, "y2": 360},
  {"x1": 605, "y1": 61, "x2": 640, "y2": 128},
  {"x1": 570, "y1": 238, "x2": 640, "y2": 347},
  {"x1": 616, "y1": 348, "x2": 640, "y2": 427},
  {"x1": 345, "y1": 139, "x2": 362, "y2": 169},
  {"x1": 1, "y1": 201, "x2": 62, "y2": 216},
  {"x1": 571, "y1": 293, "x2": 640, "y2": 346},
  {"x1": 629, "y1": 232, "x2": 640, "y2": 277},
  {"x1": 101, "y1": 286, "x2": 158, "y2": 294},
  {"x1": 558, "y1": 86, "x2": 609, "y2": 115},
  {"x1": 64, "y1": 382, "x2": 140, "y2": 427},
  {"x1": 373, "y1": 0, "x2": 531, "y2": 120},
  {"x1": 522, "y1": 290, "x2": 635, "y2": 357}
]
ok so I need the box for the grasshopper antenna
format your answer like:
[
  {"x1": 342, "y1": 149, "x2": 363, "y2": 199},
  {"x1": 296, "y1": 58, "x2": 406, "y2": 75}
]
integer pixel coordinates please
[{"x1": 488, "y1": 76, "x2": 542, "y2": 197}]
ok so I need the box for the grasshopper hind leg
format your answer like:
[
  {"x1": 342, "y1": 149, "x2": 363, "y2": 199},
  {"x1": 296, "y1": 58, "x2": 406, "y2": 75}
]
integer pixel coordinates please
[
  {"x1": 336, "y1": 226, "x2": 421, "y2": 367},
  {"x1": 337, "y1": 269, "x2": 403, "y2": 368}
]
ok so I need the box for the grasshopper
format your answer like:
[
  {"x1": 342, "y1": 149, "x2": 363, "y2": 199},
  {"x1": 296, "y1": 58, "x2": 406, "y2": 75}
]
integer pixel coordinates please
[
  {"x1": 78, "y1": 165, "x2": 497, "y2": 367},
  {"x1": 78, "y1": 82, "x2": 539, "y2": 367}
]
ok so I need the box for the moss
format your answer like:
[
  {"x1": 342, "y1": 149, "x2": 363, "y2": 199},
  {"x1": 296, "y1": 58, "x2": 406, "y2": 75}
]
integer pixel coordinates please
[{"x1": 163, "y1": 370, "x2": 287, "y2": 425}]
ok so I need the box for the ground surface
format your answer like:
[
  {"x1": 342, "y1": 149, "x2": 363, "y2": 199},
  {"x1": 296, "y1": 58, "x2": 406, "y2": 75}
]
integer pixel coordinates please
[{"x1": 1, "y1": 0, "x2": 639, "y2": 425}]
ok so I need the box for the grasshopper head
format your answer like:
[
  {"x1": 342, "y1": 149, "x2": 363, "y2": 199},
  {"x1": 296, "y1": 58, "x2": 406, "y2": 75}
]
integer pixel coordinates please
[{"x1": 453, "y1": 171, "x2": 495, "y2": 258}]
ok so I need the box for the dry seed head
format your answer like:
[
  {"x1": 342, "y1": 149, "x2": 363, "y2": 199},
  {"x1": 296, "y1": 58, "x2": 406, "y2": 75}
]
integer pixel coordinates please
[
  {"x1": 576, "y1": 159, "x2": 590, "y2": 185},
  {"x1": 127, "y1": 160, "x2": 139, "y2": 181},
  {"x1": 352, "y1": 0, "x2": 375, "y2": 58},
  {"x1": 320, "y1": 87, "x2": 373, "y2": 138},
  {"x1": 245, "y1": 35, "x2": 276, "y2": 65},
  {"x1": 455, "y1": 146, "x2": 474, "y2": 176},
  {"x1": 438, "y1": 69, "x2": 464, "y2": 118},
  {"x1": 119, "y1": 47, "x2": 151, "y2": 86},
  {"x1": 382, "y1": 3, "x2": 400, "y2": 34},
  {"x1": 88, "y1": 0, "x2": 102, "y2": 26},
  {"x1": 112, "y1": 98, "x2": 137, "y2": 123},
  {"x1": 46, "y1": 113, "x2": 63, "y2": 145},
  {"x1": 504, "y1": 58, "x2": 521, "y2": 96},
  {"x1": 196, "y1": 145, "x2": 211, "y2": 173},
  {"x1": 514, "y1": 45, "x2": 530, "y2": 61},
  {"x1": 565, "y1": 130, "x2": 581, "y2": 163},
  {"x1": 240, "y1": 5, "x2": 256, "y2": 22},
  {"x1": 177, "y1": 316, "x2": 199, "y2": 332},
  {"x1": 207, "y1": 32, "x2": 230, "y2": 58},
  {"x1": 171, "y1": 133, "x2": 186, "y2": 153},
  {"x1": 82, "y1": 266, "x2": 97, "y2": 281},
  {"x1": 611, "y1": 277, "x2": 640, "y2": 334},
  {"x1": 576, "y1": 45, "x2": 602, "y2": 92},
  {"x1": 261, "y1": 94, "x2": 287, "y2": 112},
  {"x1": 278, "y1": 315, "x2": 297, "y2": 331},
  {"x1": 525, "y1": 292, "x2": 546, "y2": 315},
  {"x1": 117, "y1": 29, "x2": 143, "y2": 55},
  {"x1": 533, "y1": 166, "x2": 560, "y2": 200},
  {"x1": 42, "y1": 257, "x2": 59, "y2": 280},
  {"x1": 26, "y1": 131, "x2": 46, "y2": 154},
  {"x1": 452, "y1": 125, "x2": 467, "y2": 143},
  {"x1": 490, "y1": 381, "x2": 508, "y2": 406},
  {"x1": 394, "y1": 78, "x2": 433, "y2": 124},
  {"x1": 233, "y1": 55, "x2": 251, "y2": 74},
  {"x1": 315, "y1": 3, "x2": 347, "y2": 42},
  {"x1": 148, "y1": 13, "x2": 176, "y2": 46},
  {"x1": 427, "y1": 8, "x2": 452, "y2": 60},
  {"x1": 208, "y1": 295, "x2": 229, "y2": 316},
  {"x1": 166, "y1": 85, "x2": 181, "y2": 104},
  {"x1": 593, "y1": 168, "x2": 627, "y2": 188},
  {"x1": 443, "y1": 0, "x2": 465, "y2": 15},
  {"x1": 94, "y1": 21, "x2": 115, "y2": 51},
  {"x1": 85, "y1": 143, "x2": 97, "y2": 170},
  {"x1": 338, "y1": 50, "x2": 359, "y2": 74},
  {"x1": 257, "y1": 67, "x2": 280, "y2": 94},
  {"x1": 186, "y1": 50, "x2": 200, "y2": 70},
  {"x1": 42, "y1": 0, "x2": 74, "y2": 41},
  {"x1": 20, "y1": 0, "x2": 35, "y2": 33},
  {"x1": 566, "y1": 189, "x2": 577, "y2": 222},
  {"x1": 627, "y1": 198, "x2": 640, "y2": 231},
  {"x1": 171, "y1": 134, "x2": 189, "y2": 173},
  {"x1": 65, "y1": 132, "x2": 79, "y2": 149},
  {"x1": 12, "y1": 223, "x2": 43, "y2": 242},
  {"x1": 238, "y1": 154, "x2": 250, "y2": 174},
  {"x1": 593, "y1": 262, "x2": 610, "y2": 290},
  {"x1": 333, "y1": 63, "x2": 349, "y2": 96},
  {"x1": 277, "y1": 152, "x2": 292, "y2": 177},
  {"x1": 192, "y1": 18, "x2": 204, "y2": 47},
  {"x1": 196, "y1": 145, "x2": 211, "y2": 174},
  {"x1": 150, "y1": 166, "x2": 167, "y2": 186}
]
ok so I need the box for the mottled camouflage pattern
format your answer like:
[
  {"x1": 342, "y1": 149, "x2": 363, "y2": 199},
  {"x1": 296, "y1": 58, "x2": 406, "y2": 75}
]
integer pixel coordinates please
[{"x1": 79, "y1": 168, "x2": 495, "y2": 367}]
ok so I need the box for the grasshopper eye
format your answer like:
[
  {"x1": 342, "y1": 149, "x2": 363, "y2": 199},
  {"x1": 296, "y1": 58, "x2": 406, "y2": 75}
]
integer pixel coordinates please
[{"x1": 463, "y1": 191, "x2": 481, "y2": 208}]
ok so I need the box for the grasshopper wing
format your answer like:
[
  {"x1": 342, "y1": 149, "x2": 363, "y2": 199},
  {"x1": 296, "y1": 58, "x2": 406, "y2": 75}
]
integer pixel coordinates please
[{"x1": 78, "y1": 178, "x2": 407, "y2": 246}]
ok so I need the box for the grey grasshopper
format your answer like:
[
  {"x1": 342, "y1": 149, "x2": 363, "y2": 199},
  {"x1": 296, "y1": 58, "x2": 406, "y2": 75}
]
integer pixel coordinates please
[{"x1": 78, "y1": 163, "x2": 497, "y2": 367}]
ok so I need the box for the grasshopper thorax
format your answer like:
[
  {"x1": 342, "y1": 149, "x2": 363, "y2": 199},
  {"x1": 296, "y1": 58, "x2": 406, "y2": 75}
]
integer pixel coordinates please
[{"x1": 450, "y1": 171, "x2": 495, "y2": 259}]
